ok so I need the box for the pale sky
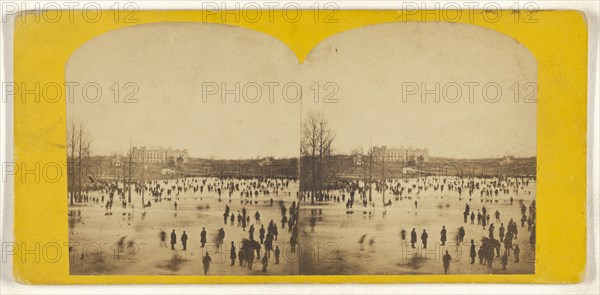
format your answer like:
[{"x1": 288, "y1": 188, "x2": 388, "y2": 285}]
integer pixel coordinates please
[{"x1": 67, "y1": 21, "x2": 536, "y2": 159}]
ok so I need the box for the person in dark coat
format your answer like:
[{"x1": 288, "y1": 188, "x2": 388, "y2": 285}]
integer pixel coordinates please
[
  {"x1": 261, "y1": 254, "x2": 268, "y2": 272},
  {"x1": 181, "y1": 231, "x2": 188, "y2": 251},
  {"x1": 469, "y1": 239, "x2": 476, "y2": 264},
  {"x1": 202, "y1": 252, "x2": 212, "y2": 275},
  {"x1": 170, "y1": 229, "x2": 176, "y2": 250},
  {"x1": 249, "y1": 225, "x2": 255, "y2": 241},
  {"x1": 259, "y1": 225, "x2": 266, "y2": 244},
  {"x1": 265, "y1": 234, "x2": 273, "y2": 257},
  {"x1": 421, "y1": 229, "x2": 429, "y2": 249},
  {"x1": 230, "y1": 241, "x2": 236, "y2": 266},
  {"x1": 442, "y1": 250, "x2": 452, "y2": 274},
  {"x1": 458, "y1": 226, "x2": 465, "y2": 243},
  {"x1": 274, "y1": 245, "x2": 280, "y2": 264},
  {"x1": 501, "y1": 250, "x2": 509, "y2": 271},
  {"x1": 238, "y1": 248, "x2": 245, "y2": 266},
  {"x1": 478, "y1": 245, "x2": 484, "y2": 265},
  {"x1": 200, "y1": 227, "x2": 207, "y2": 248},
  {"x1": 440, "y1": 226, "x2": 447, "y2": 246},
  {"x1": 410, "y1": 228, "x2": 417, "y2": 248}
]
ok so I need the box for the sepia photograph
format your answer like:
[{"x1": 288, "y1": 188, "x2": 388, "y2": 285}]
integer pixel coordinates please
[
  {"x1": 297, "y1": 22, "x2": 537, "y2": 275},
  {"x1": 66, "y1": 22, "x2": 303, "y2": 275},
  {"x1": 66, "y1": 21, "x2": 536, "y2": 276}
]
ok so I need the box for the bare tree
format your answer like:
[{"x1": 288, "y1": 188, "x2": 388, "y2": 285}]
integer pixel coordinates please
[
  {"x1": 121, "y1": 144, "x2": 136, "y2": 204},
  {"x1": 67, "y1": 123, "x2": 92, "y2": 205},
  {"x1": 301, "y1": 112, "x2": 335, "y2": 203},
  {"x1": 67, "y1": 123, "x2": 78, "y2": 205}
]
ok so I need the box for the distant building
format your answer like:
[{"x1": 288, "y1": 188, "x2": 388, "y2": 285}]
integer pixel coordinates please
[
  {"x1": 500, "y1": 155, "x2": 514, "y2": 166},
  {"x1": 259, "y1": 157, "x2": 274, "y2": 167},
  {"x1": 132, "y1": 146, "x2": 189, "y2": 164},
  {"x1": 372, "y1": 146, "x2": 429, "y2": 163},
  {"x1": 111, "y1": 153, "x2": 123, "y2": 167},
  {"x1": 353, "y1": 155, "x2": 364, "y2": 166}
]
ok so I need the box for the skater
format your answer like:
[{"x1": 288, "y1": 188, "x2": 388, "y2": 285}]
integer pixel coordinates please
[
  {"x1": 495, "y1": 210, "x2": 501, "y2": 223},
  {"x1": 478, "y1": 245, "x2": 484, "y2": 265},
  {"x1": 230, "y1": 241, "x2": 236, "y2": 266},
  {"x1": 174, "y1": 201, "x2": 178, "y2": 211},
  {"x1": 202, "y1": 252, "x2": 212, "y2": 275},
  {"x1": 238, "y1": 248, "x2": 245, "y2": 266},
  {"x1": 410, "y1": 228, "x2": 417, "y2": 248},
  {"x1": 281, "y1": 215, "x2": 287, "y2": 230},
  {"x1": 274, "y1": 246, "x2": 280, "y2": 264},
  {"x1": 499, "y1": 223, "x2": 505, "y2": 242},
  {"x1": 501, "y1": 250, "x2": 508, "y2": 271},
  {"x1": 181, "y1": 231, "x2": 188, "y2": 251},
  {"x1": 261, "y1": 254, "x2": 268, "y2": 272},
  {"x1": 290, "y1": 233, "x2": 297, "y2": 253},
  {"x1": 421, "y1": 229, "x2": 429, "y2": 249},
  {"x1": 440, "y1": 226, "x2": 447, "y2": 246},
  {"x1": 470, "y1": 212, "x2": 475, "y2": 224},
  {"x1": 458, "y1": 226, "x2": 465, "y2": 243},
  {"x1": 255, "y1": 211, "x2": 261, "y2": 224},
  {"x1": 259, "y1": 225, "x2": 265, "y2": 244},
  {"x1": 159, "y1": 230, "x2": 167, "y2": 248},
  {"x1": 170, "y1": 229, "x2": 176, "y2": 250},
  {"x1": 514, "y1": 243, "x2": 520, "y2": 263},
  {"x1": 200, "y1": 227, "x2": 207, "y2": 248},
  {"x1": 469, "y1": 239, "x2": 476, "y2": 264},
  {"x1": 443, "y1": 250, "x2": 452, "y2": 274},
  {"x1": 249, "y1": 224, "x2": 255, "y2": 241}
]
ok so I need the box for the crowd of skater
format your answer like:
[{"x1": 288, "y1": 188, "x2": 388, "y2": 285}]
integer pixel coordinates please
[
  {"x1": 300, "y1": 176, "x2": 534, "y2": 208},
  {"x1": 69, "y1": 176, "x2": 299, "y2": 275},
  {"x1": 300, "y1": 175, "x2": 536, "y2": 274},
  {"x1": 159, "y1": 201, "x2": 300, "y2": 274},
  {"x1": 394, "y1": 199, "x2": 537, "y2": 274}
]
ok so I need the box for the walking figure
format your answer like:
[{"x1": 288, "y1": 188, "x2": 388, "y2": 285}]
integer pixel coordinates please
[
  {"x1": 170, "y1": 230, "x2": 176, "y2": 250},
  {"x1": 359, "y1": 234, "x2": 367, "y2": 251},
  {"x1": 443, "y1": 250, "x2": 452, "y2": 274},
  {"x1": 421, "y1": 229, "x2": 428, "y2": 249},
  {"x1": 230, "y1": 241, "x2": 236, "y2": 266},
  {"x1": 200, "y1": 227, "x2": 207, "y2": 248},
  {"x1": 159, "y1": 230, "x2": 167, "y2": 248},
  {"x1": 469, "y1": 240, "x2": 476, "y2": 264},
  {"x1": 274, "y1": 246, "x2": 280, "y2": 264},
  {"x1": 410, "y1": 228, "x2": 417, "y2": 248},
  {"x1": 202, "y1": 252, "x2": 212, "y2": 275},
  {"x1": 181, "y1": 230, "x2": 188, "y2": 251},
  {"x1": 440, "y1": 226, "x2": 447, "y2": 246}
]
